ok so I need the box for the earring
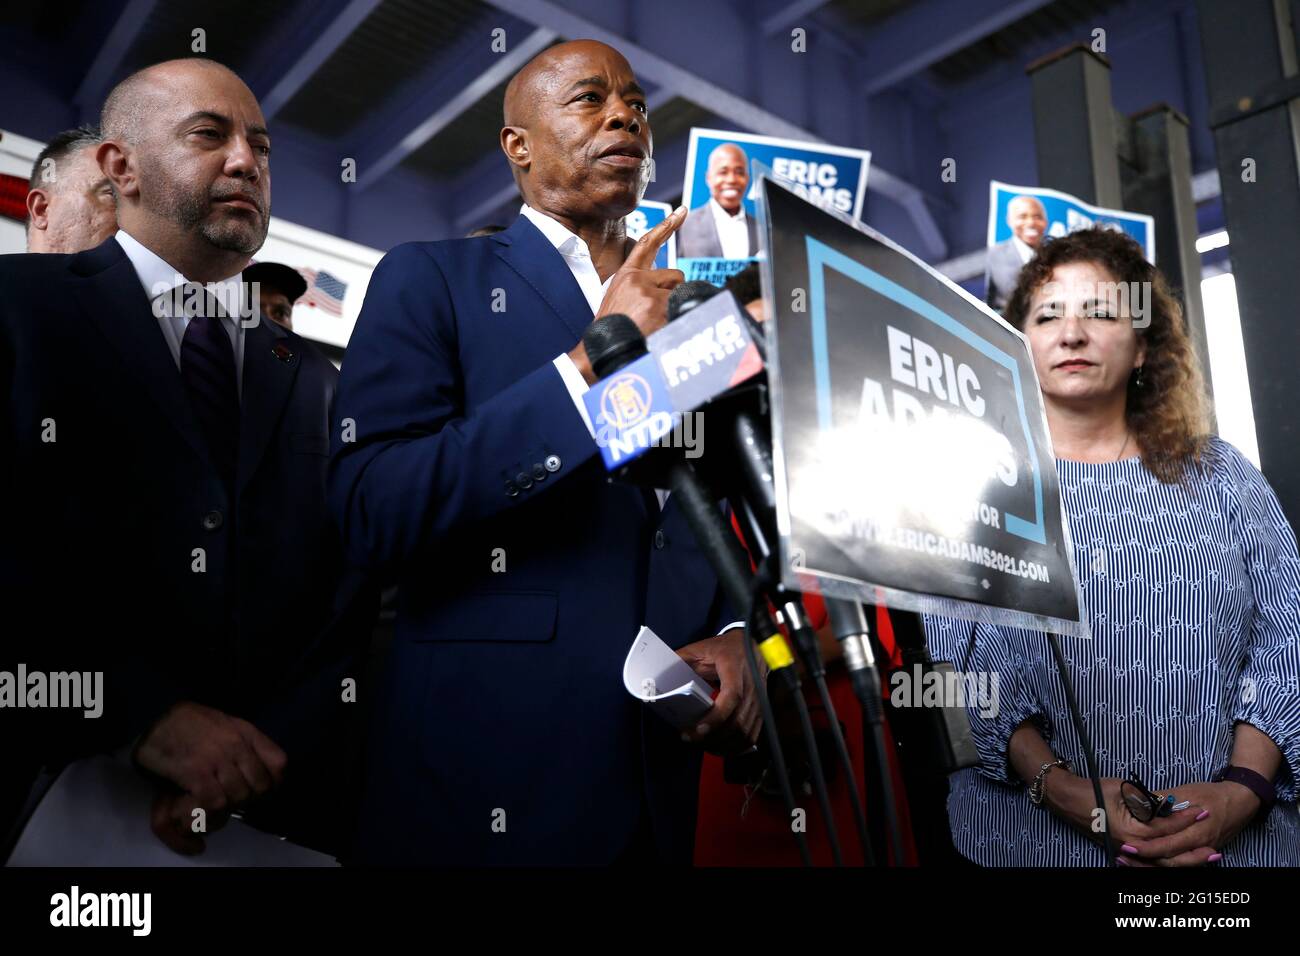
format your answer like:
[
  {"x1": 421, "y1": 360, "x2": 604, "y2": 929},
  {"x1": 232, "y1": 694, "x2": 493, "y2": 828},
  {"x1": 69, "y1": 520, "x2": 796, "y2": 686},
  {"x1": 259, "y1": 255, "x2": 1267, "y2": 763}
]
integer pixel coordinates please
[{"x1": 1134, "y1": 366, "x2": 1145, "y2": 388}]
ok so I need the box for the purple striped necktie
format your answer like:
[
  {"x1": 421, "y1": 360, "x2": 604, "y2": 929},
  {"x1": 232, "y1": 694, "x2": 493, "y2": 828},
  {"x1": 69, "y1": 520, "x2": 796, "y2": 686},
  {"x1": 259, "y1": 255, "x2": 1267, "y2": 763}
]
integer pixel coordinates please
[{"x1": 179, "y1": 291, "x2": 240, "y2": 483}]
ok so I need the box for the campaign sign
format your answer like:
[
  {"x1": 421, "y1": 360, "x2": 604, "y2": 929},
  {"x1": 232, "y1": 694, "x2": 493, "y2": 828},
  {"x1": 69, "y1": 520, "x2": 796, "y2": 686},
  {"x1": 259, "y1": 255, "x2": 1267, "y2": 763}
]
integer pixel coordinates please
[
  {"x1": 760, "y1": 175, "x2": 1084, "y2": 635},
  {"x1": 625, "y1": 200, "x2": 676, "y2": 270},
  {"x1": 984, "y1": 180, "x2": 1155, "y2": 312},
  {"x1": 584, "y1": 291, "x2": 763, "y2": 471},
  {"x1": 679, "y1": 128, "x2": 870, "y2": 285}
]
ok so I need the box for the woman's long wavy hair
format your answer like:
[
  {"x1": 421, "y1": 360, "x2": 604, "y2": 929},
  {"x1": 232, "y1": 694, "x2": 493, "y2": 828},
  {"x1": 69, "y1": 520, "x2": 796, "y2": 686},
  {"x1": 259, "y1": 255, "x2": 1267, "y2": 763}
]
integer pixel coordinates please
[{"x1": 1004, "y1": 227, "x2": 1209, "y2": 484}]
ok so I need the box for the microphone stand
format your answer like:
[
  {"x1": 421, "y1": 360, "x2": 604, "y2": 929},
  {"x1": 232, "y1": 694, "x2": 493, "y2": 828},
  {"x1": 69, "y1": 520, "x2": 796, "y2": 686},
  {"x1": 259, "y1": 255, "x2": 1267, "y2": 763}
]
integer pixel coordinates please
[
  {"x1": 695, "y1": 384, "x2": 862, "y2": 865},
  {"x1": 664, "y1": 460, "x2": 816, "y2": 866},
  {"x1": 581, "y1": 313, "x2": 814, "y2": 866},
  {"x1": 728, "y1": 460, "x2": 873, "y2": 866}
]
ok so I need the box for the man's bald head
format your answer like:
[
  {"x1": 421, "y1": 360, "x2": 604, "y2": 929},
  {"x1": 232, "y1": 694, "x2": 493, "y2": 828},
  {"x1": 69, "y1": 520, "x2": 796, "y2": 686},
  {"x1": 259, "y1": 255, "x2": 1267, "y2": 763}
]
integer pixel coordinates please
[
  {"x1": 101, "y1": 58, "x2": 246, "y2": 145},
  {"x1": 1008, "y1": 195, "x2": 1045, "y2": 218},
  {"x1": 96, "y1": 57, "x2": 271, "y2": 281},
  {"x1": 708, "y1": 143, "x2": 746, "y2": 169},
  {"x1": 503, "y1": 40, "x2": 633, "y2": 127},
  {"x1": 500, "y1": 39, "x2": 652, "y2": 226}
]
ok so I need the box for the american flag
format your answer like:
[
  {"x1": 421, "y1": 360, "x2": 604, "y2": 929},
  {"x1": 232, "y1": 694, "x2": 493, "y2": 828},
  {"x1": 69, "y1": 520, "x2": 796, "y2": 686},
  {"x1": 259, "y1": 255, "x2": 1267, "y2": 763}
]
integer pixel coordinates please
[{"x1": 299, "y1": 267, "x2": 348, "y2": 317}]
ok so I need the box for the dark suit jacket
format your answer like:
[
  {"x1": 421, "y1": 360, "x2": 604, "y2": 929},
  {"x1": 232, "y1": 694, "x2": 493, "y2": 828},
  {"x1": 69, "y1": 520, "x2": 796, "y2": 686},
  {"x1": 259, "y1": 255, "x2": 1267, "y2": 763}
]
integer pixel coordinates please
[
  {"x1": 984, "y1": 238, "x2": 1026, "y2": 312},
  {"x1": 678, "y1": 201, "x2": 759, "y2": 259},
  {"x1": 329, "y1": 214, "x2": 730, "y2": 865},
  {"x1": 0, "y1": 237, "x2": 374, "y2": 852}
]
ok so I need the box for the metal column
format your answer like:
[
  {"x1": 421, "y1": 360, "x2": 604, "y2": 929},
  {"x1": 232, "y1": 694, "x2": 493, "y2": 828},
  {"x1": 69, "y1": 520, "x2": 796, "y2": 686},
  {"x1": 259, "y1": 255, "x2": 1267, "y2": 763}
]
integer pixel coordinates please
[
  {"x1": 1028, "y1": 43, "x2": 1123, "y2": 207},
  {"x1": 1120, "y1": 105, "x2": 1215, "y2": 417},
  {"x1": 1198, "y1": 0, "x2": 1300, "y2": 528}
]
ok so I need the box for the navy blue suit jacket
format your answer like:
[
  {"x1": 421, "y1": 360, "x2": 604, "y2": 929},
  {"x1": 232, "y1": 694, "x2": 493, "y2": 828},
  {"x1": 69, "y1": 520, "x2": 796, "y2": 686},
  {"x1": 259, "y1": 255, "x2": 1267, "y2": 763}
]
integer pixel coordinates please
[
  {"x1": 0, "y1": 238, "x2": 374, "y2": 848},
  {"x1": 330, "y1": 214, "x2": 729, "y2": 865}
]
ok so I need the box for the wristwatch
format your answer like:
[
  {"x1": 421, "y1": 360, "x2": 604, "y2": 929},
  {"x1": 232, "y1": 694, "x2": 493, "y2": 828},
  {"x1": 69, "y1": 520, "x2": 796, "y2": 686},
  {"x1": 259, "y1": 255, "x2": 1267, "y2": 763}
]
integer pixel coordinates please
[
  {"x1": 1214, "y1": 765, "x2": 1276, "y2": 823},
  {"x1": 1029, "y1": 758, "x2": 1070, "y2": 806}
]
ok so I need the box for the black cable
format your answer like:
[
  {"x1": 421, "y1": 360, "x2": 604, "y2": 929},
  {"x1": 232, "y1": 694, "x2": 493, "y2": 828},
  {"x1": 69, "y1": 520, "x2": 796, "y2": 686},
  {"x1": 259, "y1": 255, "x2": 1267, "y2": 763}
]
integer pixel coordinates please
[
  {"x1": 662, "y1": 459, "x2": 812, "y2": 867},
  {"x1": 580, "y1": 315, "x2": 812, "y2": 866},
  {"x1": 826, "y1": 598, "x2": 909, "y2": 865},
  {"x1": 1045, "y1": 630, "x2": 1115, "y2": 865},
  {"x1": 742, "y1": 580, "x2": 813, "y2": 867},
  {"x1": 731, "y1": 495, "x2": 873, "y2": 863},
  {"x1": 719, "y1": 419, "x2": 857, "y2": 865},
  {"x1": 781, "y1": 605, "x2": 874, "y2": 866},
  {"x1": 749, "y1": 560, "x2": 844, "y2": 867},
  {"x1": 838, "y1": 625, "x2": 905, "y2": 865},
  {"x1": 864, "y1": 703, "x2": 906, "y2": 865},
  {"x1": 788, "y1": 676, "x2": 844, "y2": 867},
  {"x1": 813, "y1": 669, "x2": 874, "y2": 865}
]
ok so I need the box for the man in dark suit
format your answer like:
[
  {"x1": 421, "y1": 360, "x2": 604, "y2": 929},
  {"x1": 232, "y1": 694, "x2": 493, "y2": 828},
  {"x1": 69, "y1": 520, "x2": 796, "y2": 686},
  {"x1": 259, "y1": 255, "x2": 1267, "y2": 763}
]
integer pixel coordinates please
[
  {"x1": 678, "y1": 142, "x2": 759, "y2": 259},
  {"x1": 0, "y1": 58, "x2": 372, "y2": 860},
  {"x1": 330, "y1": 39, "x2": 761, "y2": 865},
  {"x1": 985, "y1": 194, "x2": 1047, "y2": 312}
]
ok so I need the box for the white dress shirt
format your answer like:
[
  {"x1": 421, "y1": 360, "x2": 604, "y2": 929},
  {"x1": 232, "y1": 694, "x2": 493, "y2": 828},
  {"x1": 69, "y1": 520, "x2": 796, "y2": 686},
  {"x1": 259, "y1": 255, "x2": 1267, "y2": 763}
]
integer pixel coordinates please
[
  {"x1": 520, "y1": 207, "x2": 740, "y2": 634},
  {"x1": 114, "y1": 229, "x2": 248, "y2": 397},
  {"x1": 708, "y1": 198, "x2": 751, "y2": 259},
  {"x1": 523, "y1": 205, "x2": 679, "y2": 510},
  {"x1": 520, "y1": 205, "x2": 613, "y2": 441}
]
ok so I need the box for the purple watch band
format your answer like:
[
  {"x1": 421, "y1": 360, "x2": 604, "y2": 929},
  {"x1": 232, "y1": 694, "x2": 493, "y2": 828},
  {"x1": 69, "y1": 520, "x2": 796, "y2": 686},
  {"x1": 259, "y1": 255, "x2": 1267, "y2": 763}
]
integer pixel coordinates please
[{"x1": 1215, "y1": 765, "x2": 1276, "y2": 821}]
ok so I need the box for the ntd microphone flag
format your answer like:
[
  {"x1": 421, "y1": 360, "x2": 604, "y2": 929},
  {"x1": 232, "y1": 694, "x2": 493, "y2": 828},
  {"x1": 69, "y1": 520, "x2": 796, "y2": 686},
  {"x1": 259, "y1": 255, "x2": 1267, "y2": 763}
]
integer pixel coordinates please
[{"x1": 584, "y1": 290, "x2": 763, "y2": 470}]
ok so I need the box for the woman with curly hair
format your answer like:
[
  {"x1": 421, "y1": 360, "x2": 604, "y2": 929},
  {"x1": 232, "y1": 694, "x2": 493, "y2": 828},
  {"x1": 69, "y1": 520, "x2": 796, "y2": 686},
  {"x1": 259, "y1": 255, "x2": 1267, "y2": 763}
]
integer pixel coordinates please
[{"x1": 926, "y1": 227, "x2": 1300, "y2": 866}]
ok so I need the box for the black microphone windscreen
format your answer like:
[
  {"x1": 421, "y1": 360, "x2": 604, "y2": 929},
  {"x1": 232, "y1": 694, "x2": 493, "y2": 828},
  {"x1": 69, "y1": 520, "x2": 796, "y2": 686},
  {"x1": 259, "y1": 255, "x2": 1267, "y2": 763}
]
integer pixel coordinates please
[
  {"x1": 667, "y1": 280, "x2": 722, "y2": 321},
  {"x1": 582, "y1": 313, "x2": 647, "y2": 379}
]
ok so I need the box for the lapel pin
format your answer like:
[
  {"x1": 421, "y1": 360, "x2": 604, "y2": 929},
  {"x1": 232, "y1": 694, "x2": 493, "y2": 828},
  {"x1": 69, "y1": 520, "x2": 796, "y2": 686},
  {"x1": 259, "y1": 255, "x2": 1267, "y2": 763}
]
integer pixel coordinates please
[{"x1": 272, "y1": 343, "x2": 294, "y2": 362}]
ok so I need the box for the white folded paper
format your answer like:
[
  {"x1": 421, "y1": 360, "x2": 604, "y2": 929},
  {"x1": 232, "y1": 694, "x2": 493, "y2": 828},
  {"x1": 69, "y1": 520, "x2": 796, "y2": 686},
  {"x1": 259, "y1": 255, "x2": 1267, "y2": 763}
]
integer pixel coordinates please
[
  {"x1": 6, "y1": 752, "x2": 338, "y2": 867},
  {"x1": 623, "y1": 625, "x2": 715, "y2": 730}
]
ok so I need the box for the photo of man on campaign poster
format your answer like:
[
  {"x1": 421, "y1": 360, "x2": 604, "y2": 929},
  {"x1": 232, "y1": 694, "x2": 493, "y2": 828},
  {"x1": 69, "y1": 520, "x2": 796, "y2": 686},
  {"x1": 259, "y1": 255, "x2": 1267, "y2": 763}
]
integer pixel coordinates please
[
  {"x1": 679, "y1": 128, "x2": 870, "y2": 285},
  {"x1": 984, "y1": 180, "x2": 1155, "y2": 312},
  {"x1": 678, "y1": 142, "x2": 759, "y2": 261}
]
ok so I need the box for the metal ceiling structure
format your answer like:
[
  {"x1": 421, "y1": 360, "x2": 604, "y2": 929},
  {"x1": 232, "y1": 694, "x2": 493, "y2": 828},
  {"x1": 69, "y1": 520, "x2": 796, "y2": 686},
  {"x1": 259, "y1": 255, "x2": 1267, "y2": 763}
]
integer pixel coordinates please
[{"x1": 0, "y1": 0, "x2": 1226, "y2": 273}]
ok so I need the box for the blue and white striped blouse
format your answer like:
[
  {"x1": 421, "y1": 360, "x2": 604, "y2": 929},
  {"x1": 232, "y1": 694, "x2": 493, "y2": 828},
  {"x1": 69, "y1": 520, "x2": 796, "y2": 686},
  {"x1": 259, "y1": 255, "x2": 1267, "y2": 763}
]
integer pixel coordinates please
[{"x1": 925, "y1": 437, "x2": 1300, "y2": 866}]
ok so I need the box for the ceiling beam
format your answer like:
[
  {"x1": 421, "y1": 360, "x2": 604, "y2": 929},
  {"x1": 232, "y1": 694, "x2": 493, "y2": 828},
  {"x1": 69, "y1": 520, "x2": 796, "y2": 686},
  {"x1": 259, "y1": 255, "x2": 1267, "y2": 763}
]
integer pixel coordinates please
[
  {"x1": 258, "y1": 0, "x2": 384, "y2": 120},
  {"x1": 73, "y1": 0, "x2": 159, "y2": 112},
  {"x1": 860, "y1": 0, "x2": 1055, "y2": 95},
  {"x1": 761, "y1": 0, "x2": 834, "y2": 37},
  {"x1": 355, "y1": 26, "x2": 557, "y2": 191}
]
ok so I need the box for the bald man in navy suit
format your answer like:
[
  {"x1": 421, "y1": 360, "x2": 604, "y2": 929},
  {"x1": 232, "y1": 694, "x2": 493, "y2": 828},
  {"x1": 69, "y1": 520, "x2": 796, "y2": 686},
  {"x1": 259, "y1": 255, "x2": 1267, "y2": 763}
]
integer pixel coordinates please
[{"x1": 330, "y1": 40, "x2": 763, "y2": 866}]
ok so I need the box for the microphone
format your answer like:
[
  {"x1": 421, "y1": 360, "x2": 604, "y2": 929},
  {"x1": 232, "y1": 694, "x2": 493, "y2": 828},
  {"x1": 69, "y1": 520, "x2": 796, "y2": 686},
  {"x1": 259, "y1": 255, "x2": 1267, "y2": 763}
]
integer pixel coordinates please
[
  {"x1": 583, "y1": 313, "x2": 646, "y2": 379},
  {"x1": 670, "y1": 279, "x2": 880, "y2": 866},
  {"x1": 667, "y1": 281, "x2": 723, "y2": 321},
  {"x1": 669, "y1": 280, "x2": 766, "y2": 361},
  {"x1": 663, "y1": 282, "x2": 777, "y2": 548},
  {"x1": 583, "y1": 310, "x2": 815, "y2": 864},
  {"x1": 581, "y1": 289, "x2": 764, "y2": 478},
  {"x1": 582, "y1": 313, "x2": 757, "y2": 620}
]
